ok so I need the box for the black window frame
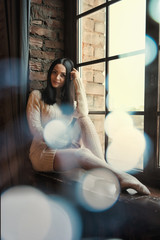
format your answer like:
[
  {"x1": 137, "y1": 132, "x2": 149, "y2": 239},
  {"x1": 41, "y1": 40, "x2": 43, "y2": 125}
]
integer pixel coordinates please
[{"x1": 64, "y1": 0, "x2": 160, "y2": 187}]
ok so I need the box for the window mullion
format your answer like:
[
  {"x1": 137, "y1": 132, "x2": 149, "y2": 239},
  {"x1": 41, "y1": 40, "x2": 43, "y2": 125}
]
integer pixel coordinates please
[{"x1": 144, "y1": 0, "x2": 159, "y2": 175}]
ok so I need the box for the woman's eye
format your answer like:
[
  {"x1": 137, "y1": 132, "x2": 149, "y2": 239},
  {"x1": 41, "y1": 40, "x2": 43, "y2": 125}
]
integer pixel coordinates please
[{"x1": 61, "y1": 74, "x2": 66, "y2": 78}]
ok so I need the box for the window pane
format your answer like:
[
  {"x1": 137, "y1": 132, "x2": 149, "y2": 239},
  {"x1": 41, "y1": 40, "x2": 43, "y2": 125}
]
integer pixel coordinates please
[
  {"x1": 131, "y1": 115, "x2": 144, "y2": 169},
  {"x1": 78, "y1": 0, "x2": 106, "y2": 14},
  {"x1": 107, "y1": 115, "x2": 144, "y2": 170},
  {"x1": 108, "y1": 54, "x2": 145, "y2": 111},
  {"x1": 79, "y1": 62, "x2": 105, "y2": 111},
  {"x1": 109, "y1": 0, "x2": 146, "y2": 56},
  {"x1": 89, "y1": 114, "x2": 105, "y2": 154},
  {"x1": 78, "y1": 9, "x2": 106, "y2": 63}
]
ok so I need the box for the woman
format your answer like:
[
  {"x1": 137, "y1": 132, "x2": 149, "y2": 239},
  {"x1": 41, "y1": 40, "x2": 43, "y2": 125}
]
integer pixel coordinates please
[{"x1": 27, "y1": 58, "x2": 150, "y2": 195}]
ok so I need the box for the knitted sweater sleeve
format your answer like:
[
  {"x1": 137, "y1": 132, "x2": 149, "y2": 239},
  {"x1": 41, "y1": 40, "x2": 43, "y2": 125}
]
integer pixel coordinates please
[
  {"x1": 74, "y1": 77, "x2": 88, "y2": 117},
  {"x1": 26, "y1": 90, "x2": 44, "y2": 139}
]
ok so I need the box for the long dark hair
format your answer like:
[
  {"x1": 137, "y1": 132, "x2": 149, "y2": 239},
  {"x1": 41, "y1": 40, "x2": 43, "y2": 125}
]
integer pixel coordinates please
[{"x1": 42, "y1": 58, "x2": 75, "y2": 106}]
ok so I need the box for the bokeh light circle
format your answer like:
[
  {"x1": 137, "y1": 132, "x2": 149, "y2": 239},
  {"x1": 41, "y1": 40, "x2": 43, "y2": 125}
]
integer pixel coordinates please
[
  {"x1": 104, "y1": 111, "x2": 134, "y2": 139},
  {"x1": 148, "y1": 0, "x2": 160, "y2": 24},
  {"x1": 145, "y1": 35, "x2": 158, "y2": 66},
  {"x1": 1, "y1": 186, "x2": 52, "y2": 240},
  {"x1": 105, "y1": 75, "x2": 109, "y2": 91},
  {"x1": 143, "y1": 132, "x2": 153, "y2": 169},
  {"x1": 106, "y1": 127, "x2": 146, "y2": 171},
  {"x1": 43, "y1": 119, "x2": 71, "y2": 149},
  {"x1": 76, "y1": 168, "x2": 120, "y2": 212},
  {"x1": 46, "y1": 196, "x2": 82, "y2": 240},
  {"x1": 106, "y1": 93, "x2": 118, "y2": 111}
]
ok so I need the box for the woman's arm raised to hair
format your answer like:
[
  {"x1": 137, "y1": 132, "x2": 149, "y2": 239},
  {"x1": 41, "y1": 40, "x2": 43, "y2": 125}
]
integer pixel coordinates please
[
  {"x1": 71, "y1": 68, "x2": 88, "y2": 117},
  {"x1": 70, "y1": 69, "x2": 104, "y2": 160}
]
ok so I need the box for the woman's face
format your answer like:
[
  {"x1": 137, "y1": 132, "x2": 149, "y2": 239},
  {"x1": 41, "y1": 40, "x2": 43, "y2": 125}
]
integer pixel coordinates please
[{"x1": 51, "y1": 64, "x2": 66, "y2": 88}]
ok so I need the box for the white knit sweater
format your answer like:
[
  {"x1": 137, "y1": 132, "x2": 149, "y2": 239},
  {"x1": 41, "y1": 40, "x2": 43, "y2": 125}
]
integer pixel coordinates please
[{"x1": 26, "y1": 78, "x2": 88, "y2": 172}]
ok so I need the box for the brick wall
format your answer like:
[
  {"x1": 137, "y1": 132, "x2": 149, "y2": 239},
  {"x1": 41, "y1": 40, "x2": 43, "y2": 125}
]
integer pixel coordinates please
[
  {"x1": 80, "y1": 1, "x2": 106, "y2": 112},
  {"x1": 80, "y1": 0, "x2": 106, "y2": 153},
  {"x1": 29, "y1": 0, "x2": 64, "y2": 91}
]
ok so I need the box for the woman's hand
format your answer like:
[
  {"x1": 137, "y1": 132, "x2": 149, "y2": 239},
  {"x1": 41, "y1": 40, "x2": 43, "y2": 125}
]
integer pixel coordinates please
[
  {"x1": 70, "y1": 68, "x2": 81, "y2": 92},
  {"x1": 70, "y1": 68, "x2": 80, "y2": 81},
  {"x1": 70, "y1": 68, "x2": 88, "y2": 117}
]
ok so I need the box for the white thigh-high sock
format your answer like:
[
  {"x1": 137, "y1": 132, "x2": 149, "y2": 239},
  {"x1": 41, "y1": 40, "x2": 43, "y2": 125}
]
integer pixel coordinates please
[{"x1": 78, "y1": 116, "x2": 104, "y2": 161}]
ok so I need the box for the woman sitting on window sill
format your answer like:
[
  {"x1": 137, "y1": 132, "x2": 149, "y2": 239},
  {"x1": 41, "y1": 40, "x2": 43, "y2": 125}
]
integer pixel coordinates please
[{"x1": 26, "y1": 57, "x2": 150, "y2": 195}]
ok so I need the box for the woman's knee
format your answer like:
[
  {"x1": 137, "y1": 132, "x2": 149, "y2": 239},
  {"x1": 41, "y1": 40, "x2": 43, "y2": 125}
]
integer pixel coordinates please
[{"x1": 76, "y1": 148, "x2": 93, "y2": 161}]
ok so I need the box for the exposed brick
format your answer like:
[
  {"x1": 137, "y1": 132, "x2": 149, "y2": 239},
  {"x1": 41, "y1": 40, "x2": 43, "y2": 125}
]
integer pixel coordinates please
[
  {"x1": 82, "y1": 69, "x2": 93, "y2": 82},
  {"x1": 83, "y1": 18, "x2": 94, "y2": 31},
  {"x1": 83, "y1": 32, "x2": 92, "y2": 44},
  {"x1": 29, "y1": 36, "x2": 43, "y2": 48},
  {"x1": 86, "y1": 95, "x2": 94, "y2": 110},
  {"x1": 29, "y1": 71, "x2": 47, "y2": 81},
  {"x1": 82, "y1": 65, "x2": 93, "y2": 71},
  {"x1": 30, "y1": 25, "x2": 57, "y2": 39},
  {"x1": 82, "y1": 55, "x2": 95, "y2": 62},
  {"x1": 83, "y1": 45, "x2": 94, "y2": 57},
  {"x1": 94, "y1": 47, "x2": 105, "y2": 58},
  {"x1": 81, "y1": 0, "x2": 106, "y2": 127},
  {"x1": 31, "y1": 20, "x2": 43, "y2": 25},
  {"x1": 29, "y1": 61, "x2": 42, "y2": 71},
  {"x1": 83, "y1": 31, "x2": 105, "y2": 46},
  {"x1": 95, "y1": 22, "x2": 105, "y2": 34},
  {"x1": 93, "y1": 95, "x2": 105, "y2": 111},
  {"x1": 81, "y1": 3, "x2": 91, "y2": 12},
  {"x1": 43, "y1": 61, "x2": 53, "y2": 72},
  {"x1": 30, "y1": 80, "x2": 47, "y2": 91},
  {"x1": 55, "y1": 50, "x2": 64, "y2": 59},
  {"x1": 81, "y1": 2, "x2": 95, "y2": 12},
  {"x1": 31, "y1": 5, "x2": 64, "y2": 20},
  {"x1": 89, "y1": 114, "x2": 105, "y2": 122},
  {"x1": 31, "y1": 0, "x2": 42, "y2": 4},
  {"x1": 44, "y1": 0, "x2": 64, "y2": 8},
  {"x1": 82, "y1": 0, "x2": 96, "y2": 6},
  {"x1": 44, "y1": 19, "x2": 63, "y2": 29},
  {"x1": 96, "y1": 0, "x2": 106, "y2": 4},
  {"x1": 92, "y1": 32, "x2": 105, "y2": 46},
  {"x1": 89, "y1": 114, "x2": 105, "y2": 133},
  {"x1": 94, "y1": 71, "x2": 105, "y2": 84},
  {"x1": 45, "y1": 40, "x2": 64, "y2": 49},
  {"x1": 85, "y1": 82, "x2": 104, "y2": 96},
  {"x1": 30, "y1": 49, "x2": 55, "y2": 60},
  {"x1": 92, "y1": 10, "x2": 105, "y2": 22},
  {"x1": 92, "y1": 63, "x2": 105, "y2": 71}
]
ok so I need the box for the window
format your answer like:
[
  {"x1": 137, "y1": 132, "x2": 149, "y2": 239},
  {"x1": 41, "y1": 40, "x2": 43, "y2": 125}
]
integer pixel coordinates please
[
  {"x1": 65, "y1": 0, "x2": 160, "y2": 185},
  {"x1": 77, "y1": 0, "x2": 107, "y2": 154}
]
